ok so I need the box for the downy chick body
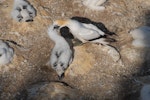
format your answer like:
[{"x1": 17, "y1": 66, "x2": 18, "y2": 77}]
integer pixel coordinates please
[
  {"x1": 130, "y1": 26, "x2": 150, "y2": 47},
  {"x1": 11, "y1": 0, "x2": 36, "y2": 22},
  {"x1": 82, "y1": 0, "x2": 106, "y2": 11},
  {"x1": 47, "y1": 25, "x2": 73, "y2": 79},
  {"x1": 0, "y1": 40, "x2": 14, "y2": 65}
]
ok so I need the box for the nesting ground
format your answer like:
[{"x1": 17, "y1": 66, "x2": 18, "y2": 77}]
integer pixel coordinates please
[{"x1": 0, "y1": 0, "x2": 150, "y2": 100}]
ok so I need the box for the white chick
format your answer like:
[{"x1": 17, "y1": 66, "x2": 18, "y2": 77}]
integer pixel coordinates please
[
  {"x1": 0, "y1": 40, "x2": 14, "y2": 65},
  {"x1": 11, "y1": 0, "x2": 36, "y2": 22},
  {"x1": 82, "y1": 0, "x2": 106, "y2": 11},
  {"x1": 130, "y1": 26, "x2": 150, "y2": 48},
  {"x1": 140, "y1": 84, "x2": 150, "y2": 100},
  {"x1": 47, "y1": 25, "x2": 73, "y2": 79},
  {"x1": 53, "y1": 19, "x2": 112, "y2": 45}
]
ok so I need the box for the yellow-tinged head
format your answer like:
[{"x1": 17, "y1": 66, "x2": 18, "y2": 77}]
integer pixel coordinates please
[{"x1": 53, "y1": 19, "x2": 69, "y2": 29}]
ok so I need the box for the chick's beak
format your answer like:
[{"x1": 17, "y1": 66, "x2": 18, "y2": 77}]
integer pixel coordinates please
[
  {"x1": 58, "y1": 73, "x2": 64, "y2": 80},
  {"x1": 54, "y1": 25, "x2": 60, "y2": 29}
]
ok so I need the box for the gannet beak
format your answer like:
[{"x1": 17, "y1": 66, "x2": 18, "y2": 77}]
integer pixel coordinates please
[{"x1": 58, "y1": 73, "x2": 64, "y2": 80}]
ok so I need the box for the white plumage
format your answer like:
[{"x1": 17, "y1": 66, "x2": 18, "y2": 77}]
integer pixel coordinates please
[
  {"x1": 140, "y1": 84, "x2": 150, "y2": 100},
  {"x1": 132, "y1": 40, "x2": 150, "y2": 48},
  {"x1": 0, "y1": 40, "x2": 14, "y2": 66},
  {"x1": 82, "y1": 0, "x2": 106, "y2": 11},
  {"x1": 53, "y1": 19, "x2": 107, "y2": 44},
  {"x1": 130, "y1": 26, "x2": 150, "y2": 47},
  {"x1": 11, "y1": 0, "x2": 36, "y2": 22},
  {"x1": 53, "y1": 19, "x2": 120, "y2": 62},
  {"x1": 47, "y1": 25, "x2": 73, "y2": 79}
]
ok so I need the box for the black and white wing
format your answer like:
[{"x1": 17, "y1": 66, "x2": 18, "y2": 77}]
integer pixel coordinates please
[{"x1": 71, "y1": 16, "x2": 115, "y2": 35}]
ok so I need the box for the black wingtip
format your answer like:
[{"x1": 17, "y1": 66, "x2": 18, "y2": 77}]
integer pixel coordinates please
[
  {"x1": 105, "y1": 38, "x2": 117, "y2": 42},
  {"x1": 71, "y1": 16, "x2": 92, "y2": 24}
]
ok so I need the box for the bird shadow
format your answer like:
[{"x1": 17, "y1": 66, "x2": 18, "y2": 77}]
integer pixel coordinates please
[{"x1": 144, "y1": 10, "x2": 150, "y2": 26}]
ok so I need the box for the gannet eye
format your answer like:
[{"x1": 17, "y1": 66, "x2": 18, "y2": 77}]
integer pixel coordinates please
[
  {"x1": 53, "y1": 62, "x2": 57, "y2": 67},
  {"x1": 29, "y1": 12, "x2": 33, "y2": 15},
  {"x1": 60, "y1": 63, "x2": 64, "y2": 67},
  {"x1": 0, "y1": 54, "x2": 2, "y2": 57},
  {"x1": 16, "y1": 7, "x2": 22, "y2": 11},
  {"x1": 17, "y1": 15, "x2": 23, "y2": 18},
  {"x1": 22, "y1": 5, "x2": 27, "y2": 9},
  {"x1": 54, "y1": 25, "x2": 60, "y2": 29}
]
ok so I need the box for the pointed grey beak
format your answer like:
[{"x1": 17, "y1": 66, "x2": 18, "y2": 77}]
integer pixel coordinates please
[
  {"x1": 54, "y1": 25, "x2": 60, "y2": 29},
  {"x1": 58, "y1": 73, "x2": 64, "y2": 80}
]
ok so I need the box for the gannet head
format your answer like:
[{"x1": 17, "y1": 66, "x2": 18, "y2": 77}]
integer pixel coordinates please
[
  {"x1": 52, "y1": 62, "x2": 67, "y2": 80},
  {"x1": 53, "y1": 20, "x2": 69, "y2": 29}
]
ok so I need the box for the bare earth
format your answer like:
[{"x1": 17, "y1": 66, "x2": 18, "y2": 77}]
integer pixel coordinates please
[{"x1": 0, "y1": 0, "x2": 150, "y2": 100}]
